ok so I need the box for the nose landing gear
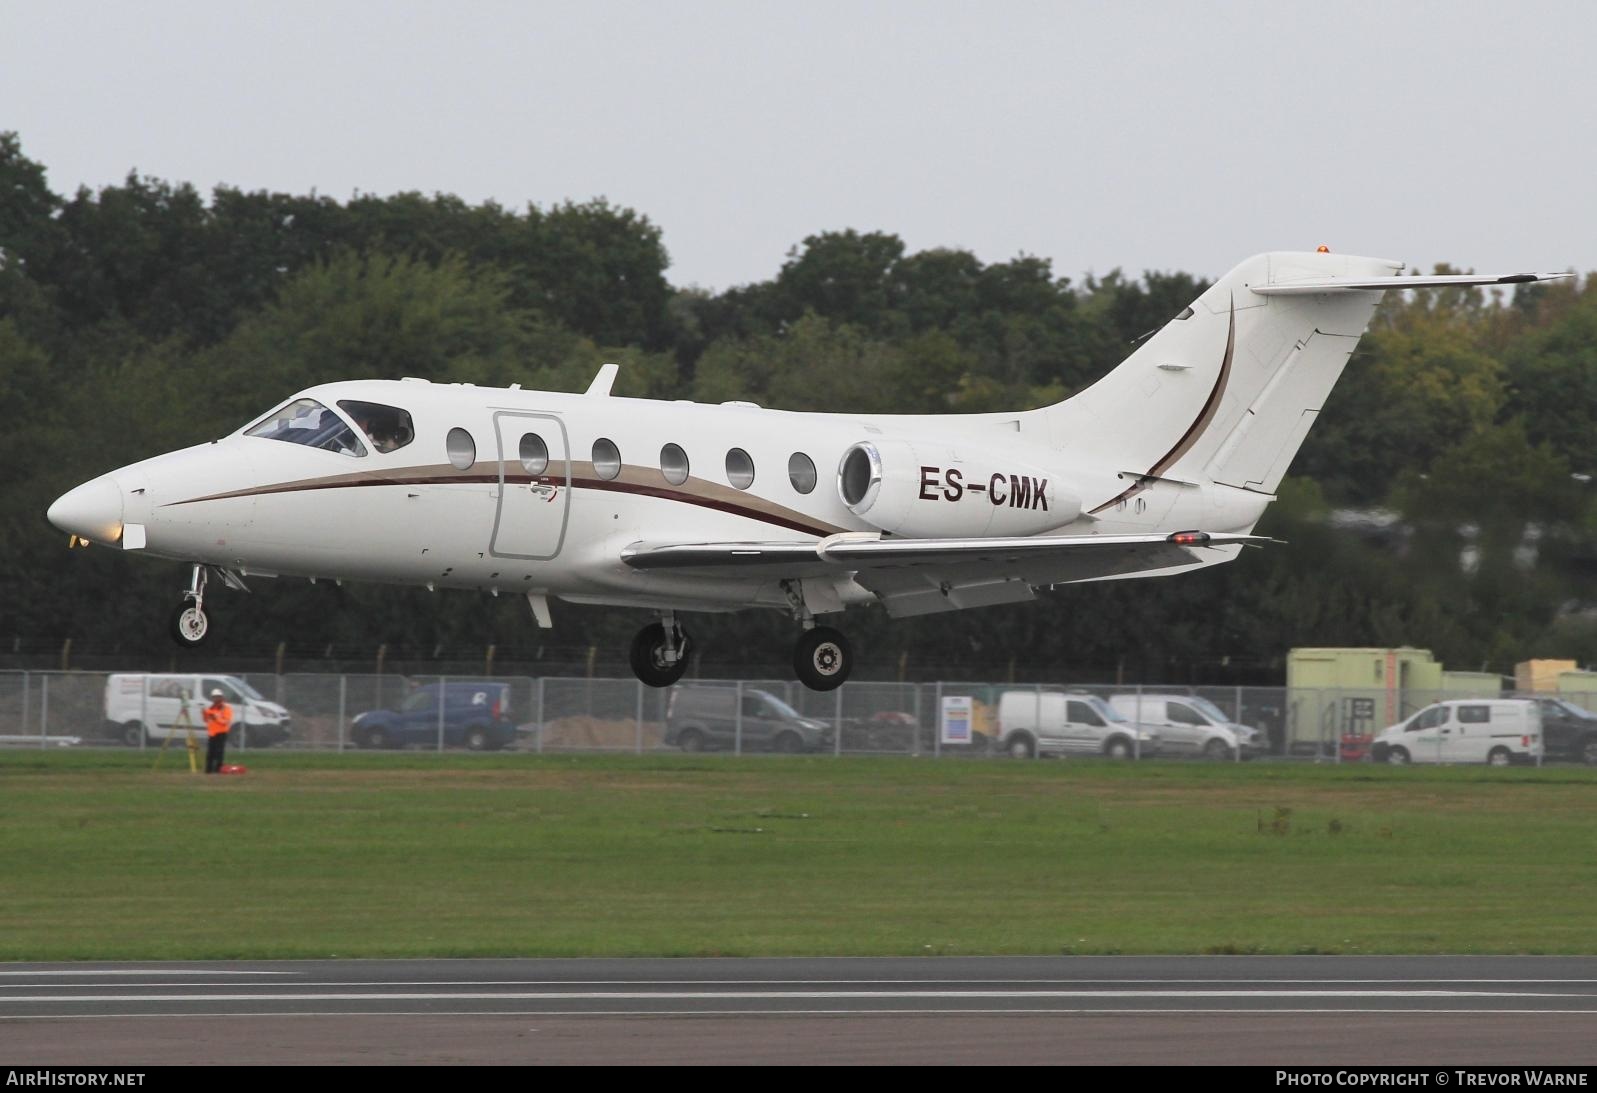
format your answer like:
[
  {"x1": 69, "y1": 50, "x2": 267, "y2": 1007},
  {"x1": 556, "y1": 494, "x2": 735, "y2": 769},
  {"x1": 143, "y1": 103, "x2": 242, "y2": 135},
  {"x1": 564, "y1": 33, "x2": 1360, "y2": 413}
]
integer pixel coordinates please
[
  {"x1": 169, "y1": 564, "x2": 211, "y2": 647},
  {"x1": 630, "y1": 614, "x2": 692, "y2": 688}
]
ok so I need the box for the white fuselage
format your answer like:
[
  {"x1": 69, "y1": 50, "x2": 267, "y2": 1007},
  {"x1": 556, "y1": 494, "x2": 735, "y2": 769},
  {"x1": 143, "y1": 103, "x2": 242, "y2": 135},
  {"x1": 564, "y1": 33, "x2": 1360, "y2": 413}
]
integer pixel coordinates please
[{"x1": 54, "y1": 376, "x2": 1267, "y2": 614}]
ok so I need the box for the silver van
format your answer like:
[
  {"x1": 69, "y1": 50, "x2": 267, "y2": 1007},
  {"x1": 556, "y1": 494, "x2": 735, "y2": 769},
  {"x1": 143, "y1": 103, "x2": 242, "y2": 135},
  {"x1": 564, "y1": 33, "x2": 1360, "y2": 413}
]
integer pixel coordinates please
[
  {"x1": 664, "y1": 687, "x2": 833, "y2": 753},
  {"x1": 995, "y1": 691, "x2": 1159, "y2": 758},
  {"x1": 1107, "y1": 694, "x2": 1265, "y2": 759}
]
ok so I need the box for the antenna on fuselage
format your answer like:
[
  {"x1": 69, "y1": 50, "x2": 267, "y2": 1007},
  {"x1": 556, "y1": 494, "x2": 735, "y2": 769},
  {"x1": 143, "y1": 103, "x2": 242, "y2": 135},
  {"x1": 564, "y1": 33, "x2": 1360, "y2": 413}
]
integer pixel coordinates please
[{"x1": 585, "y1": 362, "x2": 619, "y2": 397}]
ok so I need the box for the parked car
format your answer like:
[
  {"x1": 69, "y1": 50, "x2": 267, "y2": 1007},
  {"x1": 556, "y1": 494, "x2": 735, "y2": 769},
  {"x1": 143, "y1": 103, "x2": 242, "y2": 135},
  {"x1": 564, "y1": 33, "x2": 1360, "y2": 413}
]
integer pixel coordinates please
[
  {"x1": 1106, "y1": 694, "x2": 1262, "y2": 759},
  {"x1": 351, "y1": 681, "x2": 515, "y2": 750},
  {"x1": 1531, "y1": 697, "x2": 1597, "y2": 765},
  {"x1": 995, "y1": 690, "x2": 1159, "y2": 758},
  {"x1": 104, "y1": 673, "x2": 292, "y2": 747},
  {"x1": 664, "y1": 687, "x2": 833, "y2": 753},
  {"x1": 1368, "y1": 699, "x2": 1542, "y2": 766}
]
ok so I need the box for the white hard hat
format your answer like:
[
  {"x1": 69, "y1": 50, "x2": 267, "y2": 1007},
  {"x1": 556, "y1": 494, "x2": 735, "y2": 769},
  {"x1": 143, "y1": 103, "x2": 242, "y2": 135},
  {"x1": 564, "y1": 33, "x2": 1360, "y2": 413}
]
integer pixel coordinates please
[{"x1": 210, "y1": 689, "x2": 224, "y2": 698}]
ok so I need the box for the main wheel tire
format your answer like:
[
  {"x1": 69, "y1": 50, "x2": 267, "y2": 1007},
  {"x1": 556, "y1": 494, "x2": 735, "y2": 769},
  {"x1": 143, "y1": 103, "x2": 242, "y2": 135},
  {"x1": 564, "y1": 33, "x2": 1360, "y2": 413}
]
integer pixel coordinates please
[
  {"x1": 465, "y1": 726, "x2": 490, "y2": 752},
  {"x1": 1203, "y1": 738, "x2": 1232, "y2": 761},
  {"x1": 630, "y1": 622, "x2": 690, "y2": 688},
  {"x1": 794, "y1": 626, "x2": 851, "y2": 691},
  {"x1": 1487, "y1": 747, "x2": 1511, "y2": 767},
  {"x1": 1387, "y1": 746, "x2": 1410, "y2": 765},
  {"x1": 169, "y1": 603, "x2": 210, "y2": 647},
  {"x1": 677, "y1": 728, "x2": 706, "y2": 753},
  {"x1": 121, "y1": 721, "x2": 147, "y2": 748},
  {"x1": 1104, "y1": 737, "x2": 1134, "y2": 760},
  {"x1": 1006, "y1": 734, "x2": 1036, "y2": 759}
]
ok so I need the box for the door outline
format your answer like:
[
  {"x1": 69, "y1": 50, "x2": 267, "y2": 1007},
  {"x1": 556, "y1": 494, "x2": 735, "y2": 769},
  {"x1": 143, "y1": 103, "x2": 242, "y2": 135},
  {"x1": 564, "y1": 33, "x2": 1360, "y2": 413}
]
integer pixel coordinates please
[{"x1": 490, "y1": 410, "x2": 571, "y2": 560}]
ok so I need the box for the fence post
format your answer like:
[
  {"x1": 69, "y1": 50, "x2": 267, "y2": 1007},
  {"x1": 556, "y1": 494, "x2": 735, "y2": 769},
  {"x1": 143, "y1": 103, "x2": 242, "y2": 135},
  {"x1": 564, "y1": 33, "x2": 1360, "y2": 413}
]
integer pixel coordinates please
[
  {"x1": 437, "y1": 675, "x2": 447, "y2": 752},
  {"x1": 338, "y1": 674, "x2": 347, "y2": 753},
  {"x1": 536, "y1": 676, "x2": 546, "y2": 754},
  {"x1": 933, "y1": 681, "x2": 943, "y2": 759},
  {"x1": 635, "y1": 680, "x2": 644, "y2": 755},
  {"x1": 911, "y1": 682, "x2": 922, "y2": 757},
  {"x1": 21, "y1": 672, "x2": 30, "y2": 748},
  {"x1": 833, "y1": 685, "x2": 843, "y2": 757},
  {"x1": 734, "y1": 680, "x2": 743, "y2": 755},
  {"x1": 39, "y1": 673, "x2": 48, "y2": 748},
  {"x1": 1134, "y1": 683, "x2": 1144, "y2": 761}
]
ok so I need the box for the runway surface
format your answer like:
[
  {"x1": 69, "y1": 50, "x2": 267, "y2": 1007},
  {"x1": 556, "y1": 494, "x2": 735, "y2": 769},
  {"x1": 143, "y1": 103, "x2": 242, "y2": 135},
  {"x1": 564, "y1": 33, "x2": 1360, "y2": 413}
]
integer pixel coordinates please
[{"x1": 4, "y1": 955, "x2": 1597, "y2": 1065}]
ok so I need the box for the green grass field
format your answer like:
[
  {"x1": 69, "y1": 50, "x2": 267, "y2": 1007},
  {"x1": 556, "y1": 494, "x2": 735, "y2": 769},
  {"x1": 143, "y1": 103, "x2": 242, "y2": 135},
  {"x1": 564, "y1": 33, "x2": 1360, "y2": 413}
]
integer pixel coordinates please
[{"x1": 2, "y1": 751, "x2": 1594, "y2": 960}]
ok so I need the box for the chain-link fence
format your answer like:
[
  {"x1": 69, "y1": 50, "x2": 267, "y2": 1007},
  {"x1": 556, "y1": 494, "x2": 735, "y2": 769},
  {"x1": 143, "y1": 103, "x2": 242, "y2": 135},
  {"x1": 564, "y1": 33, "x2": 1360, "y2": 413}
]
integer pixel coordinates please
[{"x1": 1, "y1": 669, "x2": 1590, "y2": 766}]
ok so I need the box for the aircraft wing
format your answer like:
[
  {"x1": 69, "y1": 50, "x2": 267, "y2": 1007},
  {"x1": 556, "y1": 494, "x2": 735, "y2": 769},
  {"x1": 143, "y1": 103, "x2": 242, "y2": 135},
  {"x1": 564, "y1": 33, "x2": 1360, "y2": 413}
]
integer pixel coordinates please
[{"x1": 621, "y1": 531, "x2": 1267, "y2": 617}]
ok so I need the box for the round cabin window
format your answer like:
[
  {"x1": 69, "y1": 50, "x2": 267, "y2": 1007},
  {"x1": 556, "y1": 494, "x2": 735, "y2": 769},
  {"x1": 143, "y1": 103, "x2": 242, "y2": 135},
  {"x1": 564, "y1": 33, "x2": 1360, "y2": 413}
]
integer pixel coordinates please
[
  {"x1": 660, "y1": 443, "x2": 690, "y2": 486},
  {"x1": 592, "y1": 438, "x2": 622, "y2": 481},
  {"x1": 519, "y1": 433, "x2": 549, "y2": 476},
  {"x1": 726, "y1": 448, "x2": 755, "y2": 490},
  {"x1": 788, "y1": 452, "x2": 817, "y2": 494},
  {"x1": 446, "y1": 427, "x2": 476, "y2": 470}
]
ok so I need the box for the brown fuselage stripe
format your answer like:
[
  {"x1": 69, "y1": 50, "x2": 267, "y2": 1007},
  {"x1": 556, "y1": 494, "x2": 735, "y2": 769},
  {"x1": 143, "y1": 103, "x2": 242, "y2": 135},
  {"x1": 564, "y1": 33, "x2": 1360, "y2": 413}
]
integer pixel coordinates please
[
  {"x1": 1088, "y1": 298, "x2": 1236, "y2": 515},
  {"x1": 166, "y1": 470, "x2": 844, "y2": 538}
]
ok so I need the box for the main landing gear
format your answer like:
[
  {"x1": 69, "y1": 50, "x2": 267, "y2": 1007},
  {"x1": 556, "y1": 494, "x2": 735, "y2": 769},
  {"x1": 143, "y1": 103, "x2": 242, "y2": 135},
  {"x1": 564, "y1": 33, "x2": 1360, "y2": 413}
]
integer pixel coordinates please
[
  {"x1": 169, "y1": 564, "x2": 211, "y2": 647},
  {"x1": 794, "y1": 625, "x2": 851, "y2": 691},
  {"x1": 625, "y1": 616, "x2": 855, "y2": 692},
  {"x1": 630, "y1": 614, "x2": 692, "y2": 688}
]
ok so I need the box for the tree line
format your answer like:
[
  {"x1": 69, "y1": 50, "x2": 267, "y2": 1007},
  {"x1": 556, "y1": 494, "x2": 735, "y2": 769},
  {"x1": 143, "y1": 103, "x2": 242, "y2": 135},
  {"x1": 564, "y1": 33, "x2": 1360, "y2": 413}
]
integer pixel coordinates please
[{"x1": 3, "y1": 131, "x2": 1594, "y2": 681}]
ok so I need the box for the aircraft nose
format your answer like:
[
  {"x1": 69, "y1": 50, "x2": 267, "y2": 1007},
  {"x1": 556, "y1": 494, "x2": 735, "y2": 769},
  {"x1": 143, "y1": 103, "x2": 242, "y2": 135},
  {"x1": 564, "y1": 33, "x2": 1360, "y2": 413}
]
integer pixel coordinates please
[{"x1": 47, "y1": 476, "x2": 124, "y2": 545}]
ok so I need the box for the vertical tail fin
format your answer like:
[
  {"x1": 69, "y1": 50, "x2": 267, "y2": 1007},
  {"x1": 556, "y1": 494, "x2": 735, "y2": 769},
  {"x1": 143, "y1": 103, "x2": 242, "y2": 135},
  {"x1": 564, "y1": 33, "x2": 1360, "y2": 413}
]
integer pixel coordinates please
[{"x1": 1044, "y1": 251, "x2": 1400, "y2": 501}]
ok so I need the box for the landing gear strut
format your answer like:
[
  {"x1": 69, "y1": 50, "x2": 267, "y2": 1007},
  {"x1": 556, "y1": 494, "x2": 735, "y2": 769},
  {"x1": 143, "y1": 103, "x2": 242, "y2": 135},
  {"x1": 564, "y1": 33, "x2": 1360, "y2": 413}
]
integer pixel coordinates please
[
  {"x1": 169, "y1": 564, "x2": 212, "y2": 647},
  {"x1": 794, "y1": 626, "x2": 852, "y2": 691},
  {"x1": 630, "y1": 615, "x2": 691, "y2": 688}
]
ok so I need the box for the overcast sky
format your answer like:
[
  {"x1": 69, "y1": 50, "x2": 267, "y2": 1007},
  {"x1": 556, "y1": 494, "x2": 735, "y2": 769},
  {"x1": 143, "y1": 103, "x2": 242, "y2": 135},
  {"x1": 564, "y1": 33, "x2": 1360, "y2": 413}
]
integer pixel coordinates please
[{"x1": 4, "y1": 1, "x2": 1592, "y2": 289}]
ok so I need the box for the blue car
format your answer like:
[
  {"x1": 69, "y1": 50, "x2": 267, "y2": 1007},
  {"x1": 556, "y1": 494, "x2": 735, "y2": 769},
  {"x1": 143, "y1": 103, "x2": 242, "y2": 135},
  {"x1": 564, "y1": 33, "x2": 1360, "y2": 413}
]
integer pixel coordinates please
[{"x1": 351, "y1": 682, "x2": 516, "y2": 750}]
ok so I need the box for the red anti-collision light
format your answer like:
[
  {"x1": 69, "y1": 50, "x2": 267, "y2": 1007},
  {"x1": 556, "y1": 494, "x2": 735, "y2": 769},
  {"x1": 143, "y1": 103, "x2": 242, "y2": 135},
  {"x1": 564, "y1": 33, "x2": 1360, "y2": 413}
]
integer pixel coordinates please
[{"x1": 1167, "y1": 531, "x2": 1211, "y2": 546}]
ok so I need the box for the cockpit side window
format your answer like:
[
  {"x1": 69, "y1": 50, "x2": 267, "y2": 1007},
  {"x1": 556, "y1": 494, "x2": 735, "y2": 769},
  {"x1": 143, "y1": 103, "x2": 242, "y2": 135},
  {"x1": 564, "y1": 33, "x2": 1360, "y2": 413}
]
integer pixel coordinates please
[
  {"x1": 245, "y1": 398, "x2": 366, "y2": 457},
  {"x1": 338, "y1": 400, "x2": 415, "y2": 454}
]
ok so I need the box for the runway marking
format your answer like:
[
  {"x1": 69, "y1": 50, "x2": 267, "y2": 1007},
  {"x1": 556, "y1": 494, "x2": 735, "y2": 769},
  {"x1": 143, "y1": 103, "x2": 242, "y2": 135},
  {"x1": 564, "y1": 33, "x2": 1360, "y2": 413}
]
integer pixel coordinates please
[
  {"x1": 5, "y1": 1008, "x2": 1597, "y2": 1020},
  {"x1": 0, "y1": 970, "x2": 294, "y2": 977},
  {"x1": 1, "y1": 989, "x2": 1589, "y2": 1003},
  {"x1": 5, "y1": 978, "x2": 1596, "y2": 989}
]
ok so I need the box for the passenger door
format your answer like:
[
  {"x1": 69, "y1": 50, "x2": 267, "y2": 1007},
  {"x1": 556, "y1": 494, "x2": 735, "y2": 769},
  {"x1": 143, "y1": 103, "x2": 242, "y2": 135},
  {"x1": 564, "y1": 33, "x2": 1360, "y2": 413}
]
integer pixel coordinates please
[
  {"x1": 491, "y1": 412, "x2": 570, "y2": 561},
  {"x1": 1164, "y1": 701, "x2": 1208, "y2": 754},
  {"x1": 1065, "y1": 700, "x2": 1106, "y2": 753}
]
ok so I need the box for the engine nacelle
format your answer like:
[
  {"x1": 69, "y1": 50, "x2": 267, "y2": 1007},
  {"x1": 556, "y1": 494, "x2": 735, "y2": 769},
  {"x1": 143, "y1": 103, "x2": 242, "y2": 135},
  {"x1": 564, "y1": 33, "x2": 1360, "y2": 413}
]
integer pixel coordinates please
[{"x1": 837, "y1": 439, "x2": 1081, "y2": 538}]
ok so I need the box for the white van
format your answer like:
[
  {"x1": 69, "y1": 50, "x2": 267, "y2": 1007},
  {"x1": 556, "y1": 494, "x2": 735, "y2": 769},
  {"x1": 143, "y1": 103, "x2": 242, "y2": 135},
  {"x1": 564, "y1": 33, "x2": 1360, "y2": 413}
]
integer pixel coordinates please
[
  {"x1": 103, "y1": 674, "x2": 292, "y2": 747},
  {"x1": 1106, "y1": 694, "x2": 1264, "y2": 759},
  {"x1": 1369, "y1": 700, "x2": 1541, "y2": 766},
  {"x1": 995, "y1": 691, "x2": 1159, "y2": 759}
]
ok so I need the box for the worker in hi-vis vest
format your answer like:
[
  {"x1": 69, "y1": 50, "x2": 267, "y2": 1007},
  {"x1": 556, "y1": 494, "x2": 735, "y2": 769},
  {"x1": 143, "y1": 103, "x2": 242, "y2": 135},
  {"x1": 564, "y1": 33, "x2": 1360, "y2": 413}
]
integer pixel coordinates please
[{"x1": 203, "y1": 689, "x2": 233, "y2": 774}]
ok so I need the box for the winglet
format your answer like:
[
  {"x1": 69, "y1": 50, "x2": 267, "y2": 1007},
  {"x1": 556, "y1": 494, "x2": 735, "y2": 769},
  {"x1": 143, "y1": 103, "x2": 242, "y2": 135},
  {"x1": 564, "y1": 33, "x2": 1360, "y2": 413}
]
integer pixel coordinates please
[{"x1": 586, "y1": 363, "x2": 619, "y2": 397}]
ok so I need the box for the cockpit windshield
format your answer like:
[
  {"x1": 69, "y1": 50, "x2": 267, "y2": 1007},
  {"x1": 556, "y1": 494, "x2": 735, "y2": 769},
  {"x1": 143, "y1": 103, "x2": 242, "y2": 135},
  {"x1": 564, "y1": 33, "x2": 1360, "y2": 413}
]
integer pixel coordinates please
[
  {"x1": 338, "y1": 400, "x2": 415, "y2": 454},
  {"x1": 245, "y1": 399, "x2": 367, "y2": 456}
]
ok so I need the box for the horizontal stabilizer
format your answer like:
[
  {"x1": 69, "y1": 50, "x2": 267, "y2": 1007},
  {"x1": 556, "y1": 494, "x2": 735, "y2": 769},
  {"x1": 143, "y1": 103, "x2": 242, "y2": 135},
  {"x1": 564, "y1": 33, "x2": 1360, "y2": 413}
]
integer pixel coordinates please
[{"x1": 1254, "y1": 271, "x2": 1571, "y2": 295}]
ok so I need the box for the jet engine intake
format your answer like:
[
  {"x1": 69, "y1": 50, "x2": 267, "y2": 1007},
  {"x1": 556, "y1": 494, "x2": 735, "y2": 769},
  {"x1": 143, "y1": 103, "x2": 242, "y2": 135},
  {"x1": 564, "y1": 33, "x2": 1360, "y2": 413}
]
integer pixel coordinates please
[{"x1": 837, "y1": 439, "x2": 1080, "y2": 538}]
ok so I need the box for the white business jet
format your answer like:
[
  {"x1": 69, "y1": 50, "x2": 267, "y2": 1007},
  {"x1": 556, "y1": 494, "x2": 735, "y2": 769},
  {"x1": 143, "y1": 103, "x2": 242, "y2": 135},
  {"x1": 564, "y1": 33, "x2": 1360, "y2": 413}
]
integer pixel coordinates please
[{"x1": 48, "y1": 250, "x2": 1567, "y2": 690}]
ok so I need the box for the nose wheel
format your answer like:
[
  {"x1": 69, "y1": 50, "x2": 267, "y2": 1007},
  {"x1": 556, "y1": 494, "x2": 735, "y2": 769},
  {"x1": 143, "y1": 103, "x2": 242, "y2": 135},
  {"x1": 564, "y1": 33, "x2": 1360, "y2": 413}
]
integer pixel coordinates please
[
  {"x1": 169, "y1": 564, "x2": 213, "y2": 648},
  {"x1": 630, "y1": 619, "x2": 691, "y2": 688},
  {"x1": 794, "y1": 626, "x2": 851, "y2": 691}
]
